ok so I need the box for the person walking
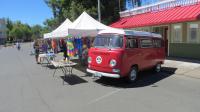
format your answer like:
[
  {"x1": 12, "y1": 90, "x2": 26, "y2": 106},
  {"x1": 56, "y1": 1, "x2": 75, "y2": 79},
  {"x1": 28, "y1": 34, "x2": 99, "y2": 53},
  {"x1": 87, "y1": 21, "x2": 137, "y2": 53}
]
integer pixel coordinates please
[
  {"x1": 33, "y1": 40, "x2": 40, "y2": 64},
  {"x1": 16, "y1": 42, "x2": 21, "y2": 50}
]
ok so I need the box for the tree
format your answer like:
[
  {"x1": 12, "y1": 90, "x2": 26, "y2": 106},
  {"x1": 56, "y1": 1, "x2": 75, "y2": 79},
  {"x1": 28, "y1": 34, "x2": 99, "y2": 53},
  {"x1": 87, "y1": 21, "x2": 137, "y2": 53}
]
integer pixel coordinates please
[
  {"x1": 31, "y1": 25, "x2": 44, "y2": 40},
  {"x1": 100, "y1": 0, "x2": 121, "y2": 24},
  {"x1": 44, "y1": 0, "x2": 122, "y2": 29},
  {"x1": 43, "y1": 18, "x2": 59, "y2": 31},
  {"x1": 5, "y1": 17, "x2": 49, "y2": 42},
  {"x1": 21, "y1": 24, "x2": 32, "y2": 41},
  {"x1": 44, "y1": 0, "x2": 98, "y2": 26},
  {"x1": 9, "y1": 26, "x2": 23, "y2": 41},
  {"x1": 45, "y1": 0, "x2": 72, "y2": 23},
  {"x1": 6, "y1": 20, "x2": 41, "y2": 42},
  {"x1": 6, "y1": 18, "x2": 14, "y2": 41},
  {"x1": 68, "y1": 1, "x2": 86, "y2": 20}
]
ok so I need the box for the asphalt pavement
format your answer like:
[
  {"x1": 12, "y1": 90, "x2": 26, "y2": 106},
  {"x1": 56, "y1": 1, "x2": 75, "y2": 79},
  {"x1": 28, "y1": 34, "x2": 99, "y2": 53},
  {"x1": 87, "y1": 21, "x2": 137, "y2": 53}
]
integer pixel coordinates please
[{"x1": 0, "y1": 43, "x2": 200, "y2": 112}]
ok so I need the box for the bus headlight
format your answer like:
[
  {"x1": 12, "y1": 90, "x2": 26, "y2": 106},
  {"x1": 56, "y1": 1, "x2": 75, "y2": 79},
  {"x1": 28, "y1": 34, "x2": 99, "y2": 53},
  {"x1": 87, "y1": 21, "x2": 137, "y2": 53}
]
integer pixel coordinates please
[
  {"x1": 88, "y1": 57, "x2": 92, "y2": 63},
  {"x1": 110, "y1": 59, "x2": 117, "y2": 67}
]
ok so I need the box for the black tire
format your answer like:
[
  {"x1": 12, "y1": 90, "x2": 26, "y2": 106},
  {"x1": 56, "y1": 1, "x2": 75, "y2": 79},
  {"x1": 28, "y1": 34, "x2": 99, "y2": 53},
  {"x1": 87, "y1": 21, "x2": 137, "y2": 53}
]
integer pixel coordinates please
[
  {"x1": 126, "y1": 66, "x2": 138, "y2": 83},
  {"x1": 154, "y1": 63, "x2": 161, "y2": 73},
  {"x1": 100, "y1": 76, "x2": 107, "y2": 80}
]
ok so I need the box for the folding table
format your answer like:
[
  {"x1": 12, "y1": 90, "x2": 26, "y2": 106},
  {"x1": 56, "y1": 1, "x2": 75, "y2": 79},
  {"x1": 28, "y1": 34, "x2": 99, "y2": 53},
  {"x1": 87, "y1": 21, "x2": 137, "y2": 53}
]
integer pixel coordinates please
[{"x1": 51, "y1": 60, "x2": 77, "y2": 85}]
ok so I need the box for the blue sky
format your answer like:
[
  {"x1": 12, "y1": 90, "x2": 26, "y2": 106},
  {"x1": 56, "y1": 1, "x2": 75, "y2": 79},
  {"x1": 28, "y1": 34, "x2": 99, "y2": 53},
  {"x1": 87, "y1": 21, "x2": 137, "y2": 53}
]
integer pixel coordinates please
[{"x1": 0, "y1": 0, "x2": 53, "y2": 26}]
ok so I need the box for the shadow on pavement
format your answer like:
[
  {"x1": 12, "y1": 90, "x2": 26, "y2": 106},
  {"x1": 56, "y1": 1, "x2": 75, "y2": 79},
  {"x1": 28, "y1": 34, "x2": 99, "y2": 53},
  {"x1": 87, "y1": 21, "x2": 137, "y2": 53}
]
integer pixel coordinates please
[
  {"x1": 74, "y1": 64, "x2": 87, "y2": 73},
  {"x1": 45, "y1": 65, "x2": 57, "y2": 69},
  {"x1": 60, "y1": 74, "x2": 88, "y2": 85},
  {"x1": 72, "y1": 59, "x2": 88, "y2": 73},
  {"x1": 94, "y1": 67, "x2": 177, "y2": 88}
]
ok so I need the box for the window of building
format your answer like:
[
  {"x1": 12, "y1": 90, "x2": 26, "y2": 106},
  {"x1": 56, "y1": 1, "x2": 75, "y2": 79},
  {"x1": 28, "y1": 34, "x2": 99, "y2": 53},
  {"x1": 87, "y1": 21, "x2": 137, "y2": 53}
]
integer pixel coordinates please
[
  {"x1": 188, "y1": 23, "x2": 199, "y2": 43},
  {"x1": 0, "y1": 24, "x2": 6, "y2": 30},
  {"x1": 140, "y1": 39, "x2": 153, "y2": 48},
  {"x1": 152, "y1": 27, "x2": 165, "y2": 36},
  {"x1": 152, "y1": 27, "x2": 160, "y2": 33},
  {"x1": 172, "y1": 24, "x2": 182, "y2": 43},
  {"x1": 0, "y1": 32, "x2": 3, "y2": 37},
  {"x1": 126, "y1": 37, "x2": 137, "y2": 48},
  {"x1": 132, "y1": 27, "x2": 151, "y2": 32},
  {"x1": 124, "y1": 0, "x2": 161, "y2": 10}
]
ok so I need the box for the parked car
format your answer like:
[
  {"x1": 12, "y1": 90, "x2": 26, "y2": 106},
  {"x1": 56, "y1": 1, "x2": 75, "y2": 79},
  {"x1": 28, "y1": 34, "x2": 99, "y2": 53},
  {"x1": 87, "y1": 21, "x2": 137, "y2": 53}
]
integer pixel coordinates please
[{"x1": 87, "y1": 29, "x2": 165, "y2": 83}]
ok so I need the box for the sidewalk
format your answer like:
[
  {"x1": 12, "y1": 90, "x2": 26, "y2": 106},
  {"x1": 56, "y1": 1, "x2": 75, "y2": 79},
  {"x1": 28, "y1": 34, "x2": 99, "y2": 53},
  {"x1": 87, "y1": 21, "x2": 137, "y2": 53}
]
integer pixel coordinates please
[{"x1": 163, "y1": 58, "x2": 200, "y2": 79}]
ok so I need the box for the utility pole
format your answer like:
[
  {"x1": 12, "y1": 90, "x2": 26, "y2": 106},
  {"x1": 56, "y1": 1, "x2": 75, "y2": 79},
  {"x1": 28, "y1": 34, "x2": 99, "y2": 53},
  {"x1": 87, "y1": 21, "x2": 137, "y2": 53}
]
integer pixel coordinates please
[
  {"x1": 98, "y1": 0, "x2": 101, "y2": 22},
  {"x1": 119, "y1": 0, "x2": 121, "y2": 11}
]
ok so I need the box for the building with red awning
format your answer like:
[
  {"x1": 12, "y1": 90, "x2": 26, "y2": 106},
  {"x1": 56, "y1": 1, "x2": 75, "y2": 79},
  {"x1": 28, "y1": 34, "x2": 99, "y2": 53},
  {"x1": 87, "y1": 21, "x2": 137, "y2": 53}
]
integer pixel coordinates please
[{"x1": 111, "y1": 0, "x2": 200, "y2": 60}]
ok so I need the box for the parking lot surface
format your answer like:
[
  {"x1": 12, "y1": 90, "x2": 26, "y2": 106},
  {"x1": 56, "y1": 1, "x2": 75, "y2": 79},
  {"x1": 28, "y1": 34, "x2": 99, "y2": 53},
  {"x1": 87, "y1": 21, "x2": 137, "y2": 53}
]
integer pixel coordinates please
[{"x1": 0, "y1": 43, "x2": 200, "y2": 112}]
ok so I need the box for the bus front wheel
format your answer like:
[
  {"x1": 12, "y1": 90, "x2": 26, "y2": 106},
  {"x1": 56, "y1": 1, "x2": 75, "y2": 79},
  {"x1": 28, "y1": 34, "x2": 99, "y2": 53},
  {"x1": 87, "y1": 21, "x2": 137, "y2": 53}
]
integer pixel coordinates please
[
  {"x1": 127, "y1": 67, "x2": 138, "y2": 83},
  {"x1": 154, "y1": 63, "x2": 161, "y2": 73}
]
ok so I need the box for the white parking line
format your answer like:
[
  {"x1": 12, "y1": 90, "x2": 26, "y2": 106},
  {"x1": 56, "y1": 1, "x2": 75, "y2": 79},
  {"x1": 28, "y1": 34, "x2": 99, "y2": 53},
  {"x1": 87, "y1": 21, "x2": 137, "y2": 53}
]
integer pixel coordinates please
[{"x1": 87, "y1": 89, "x2": 122, "y2": 105}]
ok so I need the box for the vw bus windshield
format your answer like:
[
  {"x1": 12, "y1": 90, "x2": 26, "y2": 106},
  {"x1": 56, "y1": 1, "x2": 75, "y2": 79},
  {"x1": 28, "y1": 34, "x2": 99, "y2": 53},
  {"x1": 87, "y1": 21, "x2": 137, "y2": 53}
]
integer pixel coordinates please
[{"x1": 94, "y1": 35, "x2": 123, "y2": 48}]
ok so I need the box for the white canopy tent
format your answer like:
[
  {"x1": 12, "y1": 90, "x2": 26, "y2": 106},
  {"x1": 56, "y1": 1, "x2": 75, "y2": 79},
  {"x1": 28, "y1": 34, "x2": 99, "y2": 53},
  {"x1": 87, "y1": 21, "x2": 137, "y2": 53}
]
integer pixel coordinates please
[
  {"x1": 43, "y1": 18, "x2": 72, "y2": 38},
  {"x1": 43, "y1": 12, "x2": 120, "y2": 38},
  {"x1": 68, "y1": 11, "x2": 116, "y2": 37},
  {"x1": 43, "y1": 33, "x2": 52, "y2": 39}
]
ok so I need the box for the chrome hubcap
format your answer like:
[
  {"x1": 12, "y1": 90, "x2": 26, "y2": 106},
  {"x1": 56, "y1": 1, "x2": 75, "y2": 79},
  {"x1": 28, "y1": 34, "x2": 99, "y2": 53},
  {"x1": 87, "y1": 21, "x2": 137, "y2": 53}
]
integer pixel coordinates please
[
  {"x1": 156, "y1": 64, "x2": 161, "y2": 72},
  {"x1": 130, "y1": 69, "x2": 137, "y2": 81}
]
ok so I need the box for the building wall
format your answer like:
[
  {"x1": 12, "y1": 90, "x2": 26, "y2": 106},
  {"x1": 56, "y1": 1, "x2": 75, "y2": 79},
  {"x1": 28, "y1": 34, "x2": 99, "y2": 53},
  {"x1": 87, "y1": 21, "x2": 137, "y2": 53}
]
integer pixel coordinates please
[
  {"x1": 122, "y1": 0, "x2": 200, "y2": 59},
  {"x1": 129, "y1": 21, "x2": 200, "y2": 59},
  {"x1": 169, "y1": 43, "x2": 200, "y2": 59},
  {"x1": 169, "y1": 21, "x2": 200, "y2": 60}
]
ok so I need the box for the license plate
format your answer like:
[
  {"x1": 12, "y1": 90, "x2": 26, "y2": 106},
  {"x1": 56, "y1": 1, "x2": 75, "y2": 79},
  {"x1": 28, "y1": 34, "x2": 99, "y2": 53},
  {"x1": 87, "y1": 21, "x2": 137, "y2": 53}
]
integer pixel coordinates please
[{"x1": 94, "y1": 72, "x2": 102, "y2": 77}]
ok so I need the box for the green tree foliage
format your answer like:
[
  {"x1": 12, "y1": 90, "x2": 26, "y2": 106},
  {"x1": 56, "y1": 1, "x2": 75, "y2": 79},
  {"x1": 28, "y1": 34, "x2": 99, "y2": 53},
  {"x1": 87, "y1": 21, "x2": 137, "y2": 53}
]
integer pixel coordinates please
[
  {"x1": 44, "y1": 0, "x2": 124, "y2": 29},
  {"x1": 8, "y1": 21, "x2": 32, "y2": 41},
  {"x1": 6, "y1": 18, "x2": 14, "y2": 41},
  {"x1": 30, "y1": 25, "x2": 41, "y2": 40},
  {"x1": 6, "y1": 19, "x2": 46, "y2": 42},
  {"x1": 45, "y1": 0, "x2": 72, "y2": 23},
  {"x1": 43, "y1": 18, "x2": 59, "y2": 31},
  {"x1": 5, "y1": 0, "x2": 126, "y2": 42},
  {"x1": 21, "y1": 24, "x2": 32, "y2": 41}
]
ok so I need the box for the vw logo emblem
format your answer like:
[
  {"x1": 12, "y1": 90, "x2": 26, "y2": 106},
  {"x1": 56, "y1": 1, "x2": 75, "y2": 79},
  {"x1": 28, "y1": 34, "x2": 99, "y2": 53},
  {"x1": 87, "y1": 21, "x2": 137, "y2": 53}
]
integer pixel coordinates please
[{"x1": 96, "y1": 56, "x2": 102, "y2": 64}]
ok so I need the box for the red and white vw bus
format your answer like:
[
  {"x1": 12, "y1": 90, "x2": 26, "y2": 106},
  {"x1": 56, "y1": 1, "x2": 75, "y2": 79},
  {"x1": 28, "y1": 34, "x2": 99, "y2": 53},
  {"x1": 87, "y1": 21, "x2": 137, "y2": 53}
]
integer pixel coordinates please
[{"x1": 87, "y1": 29, "x2": 165, "y2": 83}]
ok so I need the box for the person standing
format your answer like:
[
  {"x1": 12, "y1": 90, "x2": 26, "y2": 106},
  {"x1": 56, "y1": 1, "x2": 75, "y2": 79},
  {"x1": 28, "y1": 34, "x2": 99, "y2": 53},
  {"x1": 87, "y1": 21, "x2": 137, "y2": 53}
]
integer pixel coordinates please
[
  {"x1": 51, "y1": 39, "x2": 57, "y2": 53},
  {"x1": 42, "y1": 40, "x2": 48, "y2": 53},
  {"x1": 61, "y1": 39, "x2": 68, "y2": 60},
  {"x1": 81, "y1": 45, "x2": 88, "y2": 66},
  {"x1": 33, "y1": 40, "x2": 40, "y2": 64}
]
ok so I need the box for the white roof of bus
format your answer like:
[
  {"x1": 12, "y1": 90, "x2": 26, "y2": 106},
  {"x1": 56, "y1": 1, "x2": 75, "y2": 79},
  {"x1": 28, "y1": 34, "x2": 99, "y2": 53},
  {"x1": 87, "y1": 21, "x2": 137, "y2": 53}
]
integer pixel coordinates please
[{"x1": 98, "y1": 29, "x2": 162, "y2": 38}]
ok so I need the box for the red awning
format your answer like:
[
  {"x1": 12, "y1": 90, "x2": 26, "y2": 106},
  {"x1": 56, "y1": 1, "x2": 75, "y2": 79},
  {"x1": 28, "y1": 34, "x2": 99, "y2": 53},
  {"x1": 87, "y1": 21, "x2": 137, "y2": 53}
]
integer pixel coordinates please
[{"x1": 110, "y1": 4, "x2": 200, "y2": 28}]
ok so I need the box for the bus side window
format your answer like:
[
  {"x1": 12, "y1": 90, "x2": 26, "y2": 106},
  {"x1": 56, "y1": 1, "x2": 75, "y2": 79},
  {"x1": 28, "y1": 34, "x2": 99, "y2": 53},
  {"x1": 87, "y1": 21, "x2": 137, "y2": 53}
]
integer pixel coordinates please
[
  {"x1": 153, "y1": 39, "x2": 162, "y2": 48},
  {"x1": 126, "y1": 38, "x2": 137, "y2": 48},
  {"x1": 140, "y1": 39, "x2": 153, "y2": 48}
]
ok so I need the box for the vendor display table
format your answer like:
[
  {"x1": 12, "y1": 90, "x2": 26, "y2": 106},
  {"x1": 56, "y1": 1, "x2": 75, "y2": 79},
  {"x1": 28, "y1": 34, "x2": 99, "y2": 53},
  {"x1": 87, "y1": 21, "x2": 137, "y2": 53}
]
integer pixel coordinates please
[
  {"x1": 51, "y1": 60, "x2": 77, "y2": 85},
  {"x1": 39, "y1": 53, "x2": 56, "y2": 66}
]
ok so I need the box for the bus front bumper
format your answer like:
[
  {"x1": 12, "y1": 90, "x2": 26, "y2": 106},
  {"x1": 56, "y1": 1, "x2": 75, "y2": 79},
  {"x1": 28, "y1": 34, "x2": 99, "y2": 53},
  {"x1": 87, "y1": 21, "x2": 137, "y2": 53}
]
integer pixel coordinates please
[{"x1": 87, "y1": 69, "x2": 120, "y2": 78}]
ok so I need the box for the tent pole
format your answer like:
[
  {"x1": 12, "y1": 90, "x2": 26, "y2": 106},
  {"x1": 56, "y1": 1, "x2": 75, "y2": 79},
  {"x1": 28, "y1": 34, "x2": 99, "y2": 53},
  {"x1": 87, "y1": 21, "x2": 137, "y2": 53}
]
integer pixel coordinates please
[{"x1": 98, "y1": 0, "x2": 101, "y2": 22}]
